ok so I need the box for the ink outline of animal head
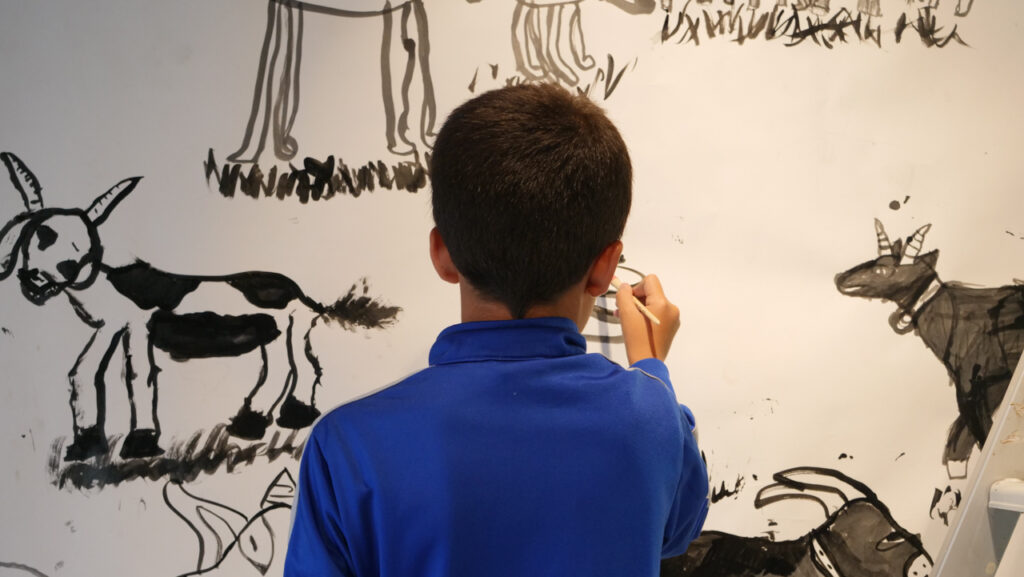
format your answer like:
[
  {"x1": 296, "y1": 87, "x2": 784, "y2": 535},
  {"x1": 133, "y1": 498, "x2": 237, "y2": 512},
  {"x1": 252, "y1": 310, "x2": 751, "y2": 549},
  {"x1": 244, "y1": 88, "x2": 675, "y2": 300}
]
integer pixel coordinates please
[{"x1": 0, "y1": 152, "x2": 141, "y2": 304}]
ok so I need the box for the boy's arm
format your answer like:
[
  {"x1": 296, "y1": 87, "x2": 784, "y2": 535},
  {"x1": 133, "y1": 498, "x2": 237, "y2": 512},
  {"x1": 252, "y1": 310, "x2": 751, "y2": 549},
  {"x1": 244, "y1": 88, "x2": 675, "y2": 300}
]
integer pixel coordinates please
[
  {"x1": 284, "y1": 427, "x2": 355, "y2": 577},
  {"x1": 661, "y1": 404, "x2": 710, "y2": 557},
  {"x1": 617, "y1": 275, "x2": 709, "y2": 554}
]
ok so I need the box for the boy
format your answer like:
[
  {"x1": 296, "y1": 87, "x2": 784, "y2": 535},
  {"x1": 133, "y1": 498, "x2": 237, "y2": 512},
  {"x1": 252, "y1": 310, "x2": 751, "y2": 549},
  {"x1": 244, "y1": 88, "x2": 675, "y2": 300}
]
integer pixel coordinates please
[{"x1": 285, "y1": 83, "x2": 708, "y2": 576}]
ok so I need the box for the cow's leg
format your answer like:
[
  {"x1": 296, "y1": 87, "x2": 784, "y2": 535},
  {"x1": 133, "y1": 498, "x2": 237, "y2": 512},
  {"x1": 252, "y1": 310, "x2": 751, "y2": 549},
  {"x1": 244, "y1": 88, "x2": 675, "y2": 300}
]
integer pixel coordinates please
[
  {"x1": 277, "y1": 309, "x2": 322, "y2": 429},
  {"x1": 566, "y1": 3, "x2": 595, "y2": 72},
  {"x1": 381, "y1": 4, "x2": 416, "y2": 156},
  {"x1": 407, "y1": 0, "x2": 437, "y2": 149},
  {"x1": 512, "y1": 3, "x2": 548, "y2": 81},
  {"x1": 539, "y1": 5, "x2": 580, "y2": 86},
  {"x1": 228, "y1": 0, "x2": 301, "y2": 163},
  {"x1": 226, "y1": 341, "x2": 279, "y2": 440},
  {"x1": 119, "y1": 328, "x2": 164, "y2": 459},
  {"x1": 943, "y1": 414, "x2": 975, "y2": 478},
  {"x1": 65, "y1": 326, "x2": 125, "y2": 461}
]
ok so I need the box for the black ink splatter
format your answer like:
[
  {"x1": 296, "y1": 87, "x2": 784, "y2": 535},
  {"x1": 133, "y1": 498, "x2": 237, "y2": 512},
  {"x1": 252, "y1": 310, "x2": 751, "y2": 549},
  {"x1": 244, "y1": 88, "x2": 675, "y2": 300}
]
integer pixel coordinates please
[
  {"x1": 710, "y1": 475, "x2": 745, "y2": 503},
  {"x1": 838, "y1": 453, "x2": 853, "y2": 460},
  {"x1": 895, "y1": 452, "x2": 906, "y2": 461}
]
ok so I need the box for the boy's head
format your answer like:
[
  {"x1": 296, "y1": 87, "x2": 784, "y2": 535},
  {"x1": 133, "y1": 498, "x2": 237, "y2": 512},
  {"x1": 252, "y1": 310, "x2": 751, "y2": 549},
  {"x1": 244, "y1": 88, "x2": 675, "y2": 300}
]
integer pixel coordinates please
[{"x1": 430, "y1": 83, "x2": 632, "y2": 319}]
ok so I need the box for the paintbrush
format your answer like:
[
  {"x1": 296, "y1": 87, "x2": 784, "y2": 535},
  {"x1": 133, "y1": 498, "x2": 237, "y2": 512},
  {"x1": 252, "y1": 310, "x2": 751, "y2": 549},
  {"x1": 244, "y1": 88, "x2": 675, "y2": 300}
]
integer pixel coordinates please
[{"x1": 611, "y1": 276, "x2": 661, "y2": 326}]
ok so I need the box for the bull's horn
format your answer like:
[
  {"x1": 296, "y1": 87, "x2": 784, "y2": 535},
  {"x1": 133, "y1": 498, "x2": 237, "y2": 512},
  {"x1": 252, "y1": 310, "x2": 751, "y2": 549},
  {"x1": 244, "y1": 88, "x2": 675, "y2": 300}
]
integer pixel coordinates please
[
  {"x1": 902, "y1": 224, "x2": 932, "y2": 263},
  {"x1": 755, "y1": 483, "x2": 845, "y2": 518},
  {"x1": 86, "y1": 177, "x2": 141, "y2": 225},
  {"x1": 874, "y1": 219, "x2": 893, "y2": 257},
  {"x1": 755, "y1": 467, "x2": 873, "y2": 517},
  {"x1": 0, "y1": 215, "x2": 31, "y2": 280},
  {"x1": 1, "y1": 152, "x2": 44, "y2": 212}
]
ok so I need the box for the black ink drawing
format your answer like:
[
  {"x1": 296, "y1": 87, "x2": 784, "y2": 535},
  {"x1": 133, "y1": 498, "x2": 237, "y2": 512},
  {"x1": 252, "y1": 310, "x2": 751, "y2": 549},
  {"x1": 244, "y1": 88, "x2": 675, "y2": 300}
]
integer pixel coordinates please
[
  {"x1": 164, "y1": 468, "x2": 295, "y2": 576},
  {"x1": 929, "y1": 485, "x2": 961, "y2": 526},
  {"x1": 204, "y1": 149, "x2": 428, "y2": 202},
  {"x1": 468, "y1": 0, "x2": 655, "y2": 100},
  {"x1": 510, "y1": 0, "x2": 653, "y2": 88},
  {"x1": 661, "y1": 467, "x2": 933, "y2": 577},
  {"x1": 1, "y1": 152, "x2": 399, "y2": 464},
  {"x1": 660, "y1": 0, "x2": 969, "y2": 48},
  {"x1": 0, "y1": 562, "x2": 50, "y2": 577},
  {"x1": 583, "y1": 258, "x2": 646, "y2": 344},
  {"x1": 51, "y1": 424, "x2": 303, "y2": 490},
  {"x1": 230, "y1": 0, "x2": 436, "y2": 163},
  {"x1": 836, "y1": 220, "x2": 1024, "y2": 471}
]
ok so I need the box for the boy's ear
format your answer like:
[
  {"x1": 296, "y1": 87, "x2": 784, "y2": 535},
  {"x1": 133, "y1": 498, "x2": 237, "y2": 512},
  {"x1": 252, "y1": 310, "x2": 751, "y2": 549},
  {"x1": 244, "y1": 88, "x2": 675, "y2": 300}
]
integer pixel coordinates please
[
  {"x1": 430, "y1": 227, "x2": 460, "y2": 284},
  {"x1": 585, "y1": 240, "x2": 623, "y2": 297}
]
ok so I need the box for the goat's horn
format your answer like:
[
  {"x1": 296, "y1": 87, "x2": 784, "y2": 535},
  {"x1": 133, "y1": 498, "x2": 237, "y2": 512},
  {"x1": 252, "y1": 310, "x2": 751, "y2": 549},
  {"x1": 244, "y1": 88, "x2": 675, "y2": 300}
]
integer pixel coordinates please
[
  {"x1": 0, "y1": 215, "x2": 31, "y2": 280},
  {"x1": 1, "y1": 152, "x2": 44, "y2": 212},
  {"x1": 874, "y1": 218, "x2": 893, "y2": 256},
  {"x1": 755, "y1": 467, "x2": 875, "y2": 516},
  {"x1": 902, "y1": 224, "x2": 932, "y2": 262},
  {"x1": 755, "y1": 483, "x2": 842, "y2": 518},
  {"x1": 86, "y1": 177, "x2": 141, "y2": 225}
]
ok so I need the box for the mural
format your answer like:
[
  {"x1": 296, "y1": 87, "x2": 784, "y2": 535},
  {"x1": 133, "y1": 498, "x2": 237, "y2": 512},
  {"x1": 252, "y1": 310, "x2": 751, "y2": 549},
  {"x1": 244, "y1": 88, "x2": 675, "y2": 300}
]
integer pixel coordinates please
[{"x1": 1, "y1": 1, "x2": 1018, "y2": 576}]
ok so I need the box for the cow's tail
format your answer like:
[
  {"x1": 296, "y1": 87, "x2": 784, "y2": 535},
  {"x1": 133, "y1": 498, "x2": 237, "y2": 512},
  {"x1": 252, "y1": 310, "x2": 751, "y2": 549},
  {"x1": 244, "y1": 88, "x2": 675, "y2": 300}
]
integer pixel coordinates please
[{"x1": 307, "y1": 278, "x2": 401, "y2": 330}]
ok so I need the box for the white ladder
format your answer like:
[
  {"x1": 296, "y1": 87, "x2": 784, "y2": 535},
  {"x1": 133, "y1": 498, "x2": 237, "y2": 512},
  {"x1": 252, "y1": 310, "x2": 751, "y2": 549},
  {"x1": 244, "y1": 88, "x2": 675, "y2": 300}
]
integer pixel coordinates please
[{"x1": 934, "y1": 356, "x2": 1024, "y2": 577}]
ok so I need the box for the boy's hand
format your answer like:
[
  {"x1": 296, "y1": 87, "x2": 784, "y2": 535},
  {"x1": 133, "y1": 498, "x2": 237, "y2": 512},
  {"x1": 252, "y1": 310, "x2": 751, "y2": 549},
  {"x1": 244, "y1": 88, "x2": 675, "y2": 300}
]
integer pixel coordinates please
[{"x1": 615, "y1": 274, "x2": 681, "y2": 364}]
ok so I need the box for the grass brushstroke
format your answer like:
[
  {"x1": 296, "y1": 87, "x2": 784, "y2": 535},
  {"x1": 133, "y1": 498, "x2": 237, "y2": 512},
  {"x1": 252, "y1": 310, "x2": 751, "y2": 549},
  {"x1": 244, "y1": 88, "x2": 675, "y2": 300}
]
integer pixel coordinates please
[
  {"x1": 50, "y1": 425, "x2": 304, "y2": 490},
  {"x1": 205, "y1": 149, "x2": 429, "y2": 203},
  {"x1": 662, "y1": 2, "x2": 966, "y2": 48}
]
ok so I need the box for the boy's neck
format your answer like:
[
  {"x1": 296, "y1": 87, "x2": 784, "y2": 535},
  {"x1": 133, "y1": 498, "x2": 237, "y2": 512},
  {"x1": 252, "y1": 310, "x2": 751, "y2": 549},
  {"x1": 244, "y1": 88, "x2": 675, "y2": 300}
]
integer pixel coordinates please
[{"x1": 459, "y1": 280, "x2": 594, "y2": 331}]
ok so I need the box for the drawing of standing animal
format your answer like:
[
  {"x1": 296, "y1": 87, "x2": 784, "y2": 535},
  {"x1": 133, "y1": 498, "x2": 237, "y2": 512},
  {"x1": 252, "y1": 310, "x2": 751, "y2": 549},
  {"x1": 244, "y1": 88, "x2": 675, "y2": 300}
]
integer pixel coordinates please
[
  {"x1": 0, "y1": 152, "x2": 398, "y2": 461},
  {"x1": 835, "y1": 220, "x2": 1024, "y2": 467},
  {"x1": 507, "y1": 0, "x2": 656, "y2": 88},
  {"x1": 229, "y1": 0, "x2": 437, "y2": 162},
  {"x1": 661, "y1": 467, "x2": 933, "y2": 577}
]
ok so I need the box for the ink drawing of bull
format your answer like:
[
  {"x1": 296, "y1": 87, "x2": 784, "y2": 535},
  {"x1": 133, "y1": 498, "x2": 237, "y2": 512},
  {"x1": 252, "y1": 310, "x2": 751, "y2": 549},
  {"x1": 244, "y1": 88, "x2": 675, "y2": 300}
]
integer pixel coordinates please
[
  {"x1": 835, "y1": 219, "x2": 1024, "y2": 471},
  {"x1": 0, "y1": 152, "x2": 399, "y2": 462}
]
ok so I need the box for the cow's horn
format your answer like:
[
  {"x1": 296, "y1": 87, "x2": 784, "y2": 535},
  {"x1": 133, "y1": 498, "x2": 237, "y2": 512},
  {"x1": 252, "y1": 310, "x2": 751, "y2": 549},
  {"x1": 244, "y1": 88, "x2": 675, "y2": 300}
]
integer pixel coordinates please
[
  {"x1": 1, "y1": 152, "x2": 44, "y2": 212},
  {"x1": 86, "y1": 177, "x2": 141, "y2": 225},
  {"x1": 874, "y1": 219, "x2": 894, "y2": 257},
  {"x1": 0, "y1": 215, "x2": 31, "y2": 280},
  {"x1": 755, "y1": 467, "x2": 872, "y2": 517},
  {"x1": 902, "y1": 224, "x2": 932, "y2": 263}
]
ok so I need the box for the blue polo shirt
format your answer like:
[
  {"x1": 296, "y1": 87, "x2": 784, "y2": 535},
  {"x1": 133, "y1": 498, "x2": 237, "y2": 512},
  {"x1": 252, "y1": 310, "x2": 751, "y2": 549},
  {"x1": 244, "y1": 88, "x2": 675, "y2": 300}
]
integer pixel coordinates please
[{"x1": 285, "y1": 317, "x2": 708, "y2": 577}]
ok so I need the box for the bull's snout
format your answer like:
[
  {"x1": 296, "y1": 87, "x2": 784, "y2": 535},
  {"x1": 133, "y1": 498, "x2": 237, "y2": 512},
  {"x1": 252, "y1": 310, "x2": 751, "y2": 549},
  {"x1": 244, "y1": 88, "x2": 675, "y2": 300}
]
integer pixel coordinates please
[{"x1": 905, "y1": 552, "x2": 932, "y2": 577}]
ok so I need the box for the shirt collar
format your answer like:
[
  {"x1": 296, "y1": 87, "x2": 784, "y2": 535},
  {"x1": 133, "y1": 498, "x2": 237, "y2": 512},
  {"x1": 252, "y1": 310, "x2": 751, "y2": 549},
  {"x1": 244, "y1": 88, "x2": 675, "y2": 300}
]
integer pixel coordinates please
[{"x1": 429, "y1": 317, "x2": 587, "y2": 366}]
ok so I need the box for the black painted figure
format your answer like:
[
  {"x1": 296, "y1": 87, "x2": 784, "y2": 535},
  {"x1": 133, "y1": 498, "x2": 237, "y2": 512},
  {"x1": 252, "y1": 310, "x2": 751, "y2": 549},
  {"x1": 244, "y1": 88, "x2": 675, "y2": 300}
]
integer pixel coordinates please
[
  {"x1": 836, "y1": 220, "x2": 1024, "y2": 472},
  {"x1": 0, "y1": 152, "x2": 399, "y2": 462},
  {"x1": 229, "y1": 0, "x2": 437, "y2": 162},
  {"x1": 661, "y1": 467, "x2": 933, "y2": 577}
]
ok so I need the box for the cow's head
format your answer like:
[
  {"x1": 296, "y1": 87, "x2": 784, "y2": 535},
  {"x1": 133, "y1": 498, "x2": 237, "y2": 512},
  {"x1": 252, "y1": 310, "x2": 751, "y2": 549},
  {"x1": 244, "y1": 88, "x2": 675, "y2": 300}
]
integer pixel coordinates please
[
  {"x1": 756, "y1": 467, "x2": 932, "y2": 577},
  {"x1": 835, "y1": 219, "x2": 938, "y2": 304},
  {"x1": 0, "y1": 152, "x2": 140, "y2": 305}
]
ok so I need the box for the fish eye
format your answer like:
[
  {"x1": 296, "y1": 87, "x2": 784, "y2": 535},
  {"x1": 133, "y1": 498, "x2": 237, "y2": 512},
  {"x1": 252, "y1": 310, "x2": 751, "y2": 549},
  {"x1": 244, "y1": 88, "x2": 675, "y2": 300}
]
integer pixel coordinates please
[{"x1": 35, "y1": 225, "x2": 58, "y2": 250}]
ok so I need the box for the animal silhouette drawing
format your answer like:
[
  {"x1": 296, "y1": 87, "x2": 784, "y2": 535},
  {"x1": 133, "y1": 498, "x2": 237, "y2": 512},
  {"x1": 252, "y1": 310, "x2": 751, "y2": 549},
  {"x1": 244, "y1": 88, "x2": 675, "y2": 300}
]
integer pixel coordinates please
[
  {"x1": 835, "y1": 219, "x2": 1024, "y2": 469},
  {"x1": 0, "y1": 152, "x2": 398, "y2": 461},
  {"x1": 661, "y1": 467, "x2": 933, "y2": 577}
]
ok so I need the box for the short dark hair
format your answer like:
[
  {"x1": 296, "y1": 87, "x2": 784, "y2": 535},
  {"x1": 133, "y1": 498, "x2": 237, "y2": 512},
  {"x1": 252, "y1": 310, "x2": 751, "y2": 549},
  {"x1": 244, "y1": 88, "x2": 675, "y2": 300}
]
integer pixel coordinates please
[{"x1": 430, "y1": 83, "x2": 632, "y2": 318}]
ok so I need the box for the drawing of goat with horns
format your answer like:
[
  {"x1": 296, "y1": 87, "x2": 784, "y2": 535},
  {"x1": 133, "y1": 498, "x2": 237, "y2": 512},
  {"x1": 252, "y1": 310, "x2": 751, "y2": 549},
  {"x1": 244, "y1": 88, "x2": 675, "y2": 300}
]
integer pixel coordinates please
[
  {"x1": 835, "y1": 219, "x2": 1024, "y2": 472},
  {"x1": 661, "y1": 467, "x2": 933, "y2": 577},
  {"x1": 0, "y1": 152, "x2": 399, "y2": 461}
]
